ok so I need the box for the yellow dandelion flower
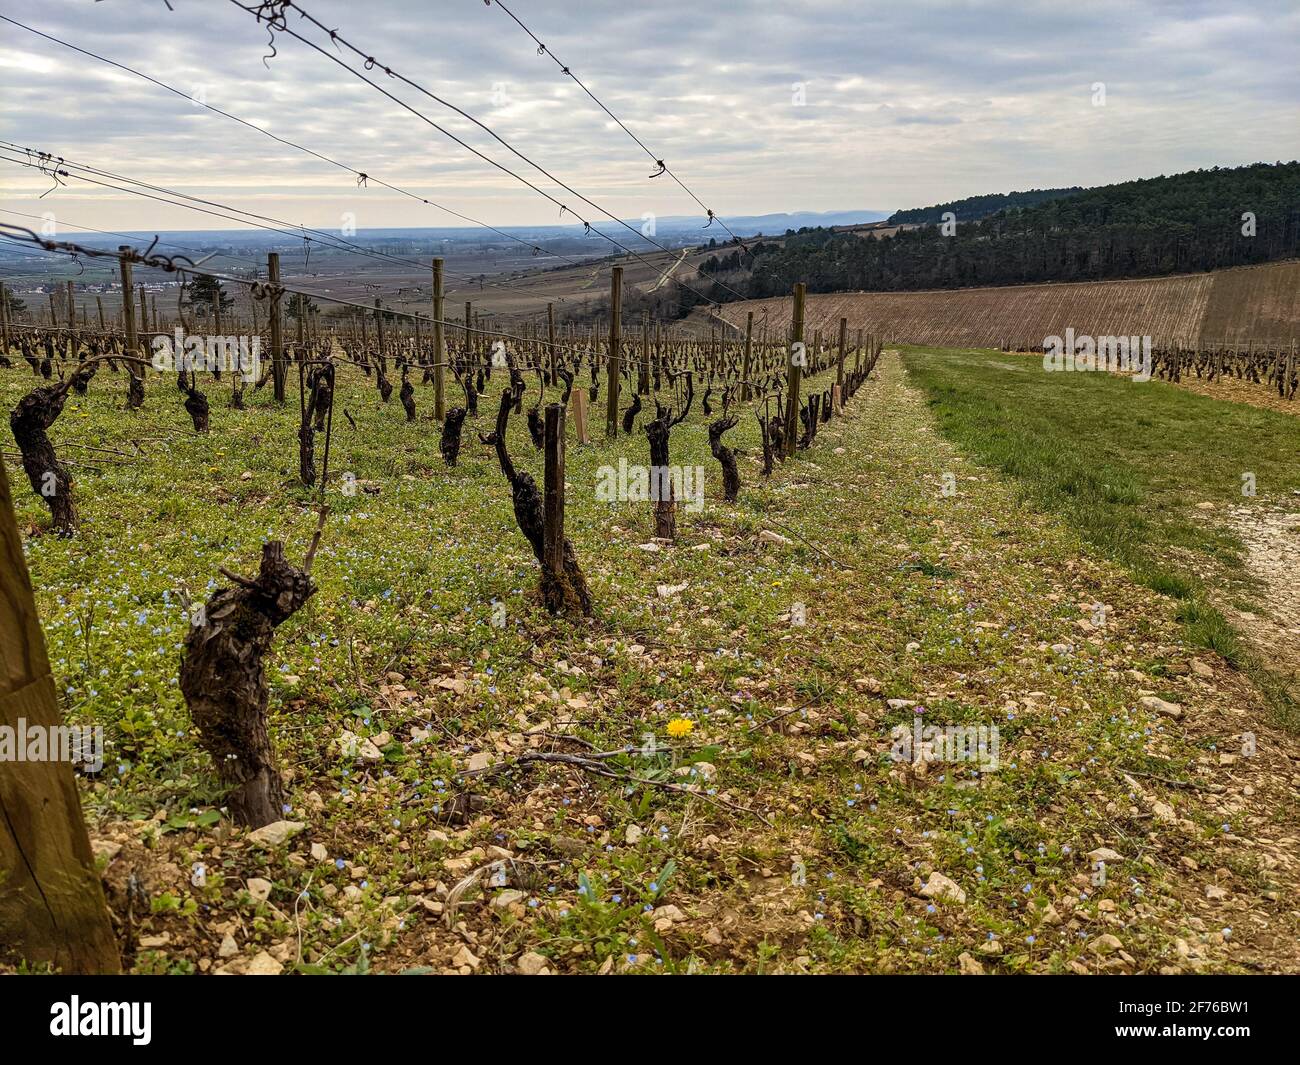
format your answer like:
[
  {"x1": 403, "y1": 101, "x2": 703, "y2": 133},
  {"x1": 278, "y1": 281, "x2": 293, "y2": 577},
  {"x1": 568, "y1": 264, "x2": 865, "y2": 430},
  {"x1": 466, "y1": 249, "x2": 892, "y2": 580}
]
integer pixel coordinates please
[{"x1": 666, "y1": 718, "x2": 695, "y2": 738}]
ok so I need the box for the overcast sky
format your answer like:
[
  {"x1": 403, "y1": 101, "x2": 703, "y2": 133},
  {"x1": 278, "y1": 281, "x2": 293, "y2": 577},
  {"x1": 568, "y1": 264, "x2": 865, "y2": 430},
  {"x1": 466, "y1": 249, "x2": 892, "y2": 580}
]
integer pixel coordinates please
[{"x1": 0, "y1": 0, "x2": 1297, "y2": 235}]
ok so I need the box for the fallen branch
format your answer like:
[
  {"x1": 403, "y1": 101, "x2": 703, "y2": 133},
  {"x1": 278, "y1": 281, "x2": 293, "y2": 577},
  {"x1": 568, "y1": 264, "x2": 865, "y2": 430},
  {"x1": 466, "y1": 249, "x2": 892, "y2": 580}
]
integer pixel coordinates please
[{"x1": 463, "y1": 747, "x2": 772, "y2": 827}]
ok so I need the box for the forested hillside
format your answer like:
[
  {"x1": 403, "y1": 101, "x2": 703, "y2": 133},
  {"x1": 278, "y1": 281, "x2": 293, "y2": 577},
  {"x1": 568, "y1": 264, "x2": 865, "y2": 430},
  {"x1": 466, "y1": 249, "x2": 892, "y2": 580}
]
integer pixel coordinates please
[
  {"x1": 886, "y1": 186, "x2": 1081, "y2": 224},
  {"x1": 684, "y1": 163, "x2": 1300, "y2": 310}
]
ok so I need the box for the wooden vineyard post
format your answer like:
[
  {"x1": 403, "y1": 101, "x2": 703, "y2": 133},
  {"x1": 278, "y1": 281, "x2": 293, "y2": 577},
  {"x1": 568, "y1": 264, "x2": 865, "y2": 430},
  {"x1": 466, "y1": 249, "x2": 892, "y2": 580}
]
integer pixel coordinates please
[
  {"x1": 65, "y1": 281, "x2": 75, "y2": 331},
  {"x1": 0, "y1": 282, "x2": 9, "y2": 356},
  {"x1": 0, "y1": 458, "x2": 121, "y2": 973},
  {"x1": 571, "y1": 387, "x2": 590, "y2": 444},
  {"x1": 120, "y1": 252, "x2": 135, "y2": 347},
  {"x1": 741, "y1": 310, "x2": 754, "y2": 401},
  {"x1": 543, "y1": 403, "x2": 566, "y2": 588},
  {"x1": 432, "y1": 258, "x2": 446, "y2": 420},
  {"x1": 547, "y1": 302, "x2": 557, "y2": 386},
  {"x1": 268, "y1": 252, "x2": 286, "y2": 403},
  {"x1": 783, "y1": 282, "x2": 806, "y2": 457},
  {"x1": 465, "y1": 301, "x2": 473, "y2": 364},
  {"x1": 639, "y1": 314, "x2": 650, "y2": 395},
  {"x1": 836, "y1": 316, "x2": 847, "y2": 394},
  {"x1": 606, "y1": 266, "x2": 622, "y2": 437},
  {"x1": 119, "y1": 248, "x2": 143, "y2": 408},
  {"x1": 832, "y1": 383, "x2": 843, "y2": 414},
  {"x1": 95, "y1": 295, "x2": 105, "y2": 331}
]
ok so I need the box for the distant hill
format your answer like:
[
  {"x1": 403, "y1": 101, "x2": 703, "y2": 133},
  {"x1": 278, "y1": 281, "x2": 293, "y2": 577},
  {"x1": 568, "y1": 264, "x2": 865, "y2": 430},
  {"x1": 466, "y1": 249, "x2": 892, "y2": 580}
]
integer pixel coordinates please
[
  {"x1": 584, "y1": 210, "x2": 890, "y2": 243},
  {"x1": 664, "y1": 209, "x2": 890, "y2": 234},
  {"x1": 682, "y1": 162, "x2": 1300, "y2": 313},
  {"x1": 8, "y1": 211, "x2": 891, "y2": 254},
  {"x1": 887, "y1": 188, "x2": 1082, "y2": 224}
]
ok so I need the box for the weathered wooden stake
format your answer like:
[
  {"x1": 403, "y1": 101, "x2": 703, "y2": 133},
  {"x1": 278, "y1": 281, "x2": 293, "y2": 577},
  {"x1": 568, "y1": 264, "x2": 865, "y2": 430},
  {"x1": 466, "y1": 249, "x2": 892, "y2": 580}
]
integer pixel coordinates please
[
  {"x1": 0, "y1": 459, "x2": 120, "y2": 973},
  {"x1": 783, "y1": 283, "x2": 806, "y2": 457},
  {"x1": 606, "y1": 266, "x2": 622, "y2": 437},
  {"x1": 547, "y1": 302, "x2": 557, "y2": 386},
  {"x1": 119, "y1": 250, "x2": 143, "y2": 409},
  {"x1": 836, "y1": 316, "x2": 847, "y2": 394},
  {"x1": 543, "y1": 403, "x2": 566, "y2": 582},
  {"x1": 571, "y1": 387, "x2": 590, "y2": 444},
  {"x1": 639, "y1": 314, "x2": 650, "y2": 395},
  {"x1": 268, "y1": 252, "x2": 286, "y2": 403},
  {"x1": 741, "y1": 310, "x2": 754, "y2": 402},
  {"x1": 432, "y1": 258, "x2": 446, "y2": 421}
]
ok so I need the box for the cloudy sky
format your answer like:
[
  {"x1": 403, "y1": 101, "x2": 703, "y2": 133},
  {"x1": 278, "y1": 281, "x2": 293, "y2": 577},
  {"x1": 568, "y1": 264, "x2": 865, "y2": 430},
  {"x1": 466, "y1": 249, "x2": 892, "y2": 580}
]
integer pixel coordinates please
[{"x1": 0, "y1": 0, "x2": 1297, "y2": 235}]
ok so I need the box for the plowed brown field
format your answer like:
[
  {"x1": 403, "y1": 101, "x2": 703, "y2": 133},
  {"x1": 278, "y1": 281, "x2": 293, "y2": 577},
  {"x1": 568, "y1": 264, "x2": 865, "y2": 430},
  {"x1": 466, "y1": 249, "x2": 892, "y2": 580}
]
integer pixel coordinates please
[{"x1": 693, "y1": 259, "x2": 1300, "y2": 349}]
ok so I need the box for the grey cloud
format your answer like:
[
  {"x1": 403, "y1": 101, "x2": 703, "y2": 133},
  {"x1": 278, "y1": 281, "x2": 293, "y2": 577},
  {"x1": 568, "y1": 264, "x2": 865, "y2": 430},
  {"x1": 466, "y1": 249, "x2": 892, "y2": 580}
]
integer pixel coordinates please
[{"x1": 0, "y1": 0, "x2": 1295, "y2": 231}]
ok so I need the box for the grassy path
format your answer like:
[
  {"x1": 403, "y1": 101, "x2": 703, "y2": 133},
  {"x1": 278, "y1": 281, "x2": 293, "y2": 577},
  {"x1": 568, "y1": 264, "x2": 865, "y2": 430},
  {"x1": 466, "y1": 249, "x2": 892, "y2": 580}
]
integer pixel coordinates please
[{"x1": 903, "y1": 346, "x2": 1300, "y2": 717}]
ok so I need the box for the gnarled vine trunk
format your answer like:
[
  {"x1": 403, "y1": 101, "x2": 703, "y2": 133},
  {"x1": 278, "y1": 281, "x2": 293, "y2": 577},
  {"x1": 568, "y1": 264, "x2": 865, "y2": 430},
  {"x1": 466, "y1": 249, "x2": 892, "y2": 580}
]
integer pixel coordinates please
[
  {"x1": 441, "y1": 407, "x2": 467, "y2": 466},
  {"x1": 9, "y1": 382, "x2": 77, "y2": 536},
  {"x1": 709, "y1": 415, "x2": 740, "y2": 503},
  {"x1": 179, "y1": 539, "x2": 318, "y2": 828},
  {"x1": 485, "y1": 389, "x2": 591, "y2": 616}
]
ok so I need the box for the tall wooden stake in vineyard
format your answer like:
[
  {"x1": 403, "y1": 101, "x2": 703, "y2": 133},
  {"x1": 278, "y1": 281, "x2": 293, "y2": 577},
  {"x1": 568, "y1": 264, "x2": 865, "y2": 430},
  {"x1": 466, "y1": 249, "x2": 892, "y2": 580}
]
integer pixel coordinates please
[
  {"x1": 606, "y1": 266, "x2": 622, "y2": 437},
  {"x1": 0, "y1": 282, "x2": 10, "y2": 356},
  {"x1": 639, "y1": 314, "x2": 650, "y2": 395},
  {"x1": 547, "y1": 302, "x2": 557, "y2": 385},
  {"x1": 432, "y1": 258, "x2": 446, "y2": 421},
  {"x1": 543, "y1": 404, "x2": 567, "y2": 589},
  {"x1": 741, "y1": 310, "x2": 754, "y2": 402},
  {"x1": 836, "y1": 316, "x2": 847, "y2": 393},
  {"x1": 0, "y1": 460, "x2": 120, "y2": 973},
  {"x1": 783, "y1": 283, "x2": 806, "y2": 457},
  {"x1": 119, "y1": 249, "x2": 143, "y2": 409},
  {"x1": 268, "y1": 252, "x2": 286, "y2": 403}
]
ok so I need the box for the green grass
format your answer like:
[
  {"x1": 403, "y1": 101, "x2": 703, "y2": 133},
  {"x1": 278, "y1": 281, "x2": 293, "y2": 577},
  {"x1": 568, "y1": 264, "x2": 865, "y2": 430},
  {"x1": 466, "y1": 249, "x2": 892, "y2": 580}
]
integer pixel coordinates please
[
  {"x1": 3, "y1": 349, "x2": 1292, "y2": 975},
  {"x1": 902, "y1": 345, "x2": 1300, "y2": 722}
]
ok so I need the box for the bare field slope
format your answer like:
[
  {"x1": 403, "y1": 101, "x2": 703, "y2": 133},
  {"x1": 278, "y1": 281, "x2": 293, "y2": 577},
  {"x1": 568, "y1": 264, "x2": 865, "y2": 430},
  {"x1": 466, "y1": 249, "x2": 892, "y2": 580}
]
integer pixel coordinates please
[
  {"x1": 1199, "y1": 260, "x2": 1300, "y2": 346},
  {"x1": 691, "y1": 260, "x2": 1300, "y2": 348}
]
